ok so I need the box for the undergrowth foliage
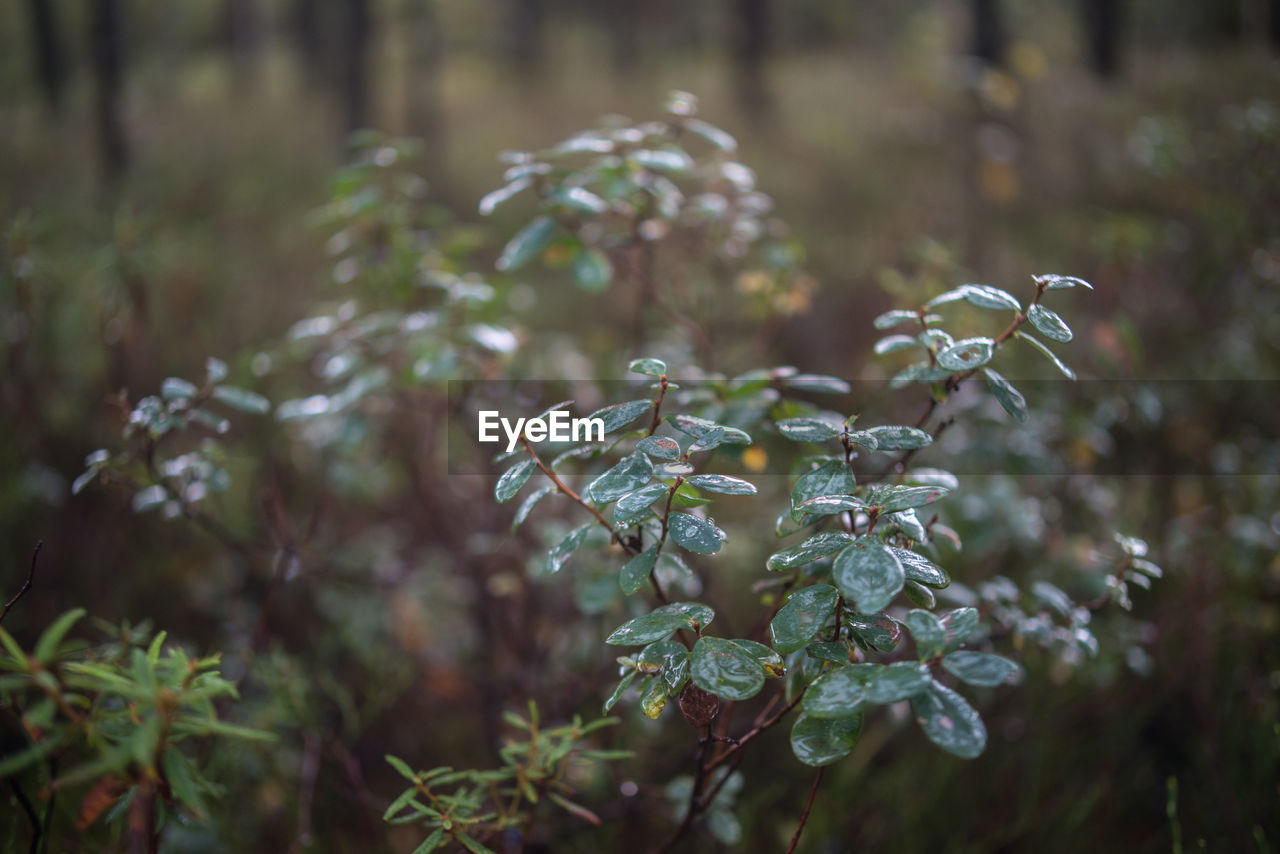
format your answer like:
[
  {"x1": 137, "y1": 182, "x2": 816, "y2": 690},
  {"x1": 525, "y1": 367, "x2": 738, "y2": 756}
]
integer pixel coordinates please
[{"x1": 1, "y1": 93, "x2": 1160, "y2": 853}]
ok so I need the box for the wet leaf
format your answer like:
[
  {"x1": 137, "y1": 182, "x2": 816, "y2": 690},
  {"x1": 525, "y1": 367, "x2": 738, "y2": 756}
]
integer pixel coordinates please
[
  {"x1": 888, "y1": 547, "x2": 950, "y2": 588},
  {"x1": 640, "y1": 675, "x2": 668, "y2": 718},
  {"x1": 1015, "y1": 332, "x2": 1076, "y2": 380},
  {"x1": 685, "y1": 474, "x2": 756, "y2": 495},
  {"x1": 629, "y1": 357, "x2": 667, "y2": 377},
  {"x1": 912, "y1": 680, "x2": 987, "y2": 758},
  {"x1": 875, "y1": 334, "x2": 920, "y2": 355},
  {"x1": 1034, "y1": 273, "x2": 1093, "y2": 290},
  {"x1": 496, "y1": 215, "x2": 557, "y2": 272},
  {"x1": 728, "y1": 639, "x2": 785, "y2": 678},
  {"x1": 614, "y1": 483, "x2": 669, "y2": 525},
  {"x1": 784, "y1": 374, "x2": 850, "y2": 394},
  {"x1": 777, "y1": 417, "x2": 842, "y2": 442},
  {"x1": 495, "y1": 458, "x2": 537, "y2": 503},
  {"x1": 619, "y1": 546, "x2": 660, "y2": 595},
  {"x1": 589, "y1": 399, "x2": 654, "y2": 435},
  {"x1": 667, "y1": 513, "x2": 726, "y2": 554},
  {"x1": 770, "y1": 585, "x2": 839, "y2": 654},
  {"x1": 905, "y1": 609, "x2": 947, "y2": 659},
  {"x1": 940, "y1": 607, "x2": 980, "y2": 651},
  {"x1": 511, "y1": 485, "x2": 556, "y2": 531},
  {"x1": 790, "y1": 713, "x2": 862, "y2": 766},
  {"x1": 983, "y1": 368, "x2": 1028, "y2": 422},
  {"x1": 863, "y1": 425, "x2": 933, "y2": 450},
  {"x1": 766, "y1": 532, "x2": 853, "y2": 572},
  {"x1": 678, "y1": 681, "x2": 720, "y2": 728},
  {"x1": 603, "y1": 671, "x2": 637, "y2": 713},
  {"x1": 637, "y1": 435, "x2": 680, "y2": 460},
  {"x1": 690, "y1": 637, "x2": 764, "y2": 701},
  {"x1": 847, "y1": 614, "x2": 902, "y2": 652},
  {"x1": 606, "y1": 611, "x2": 693, "y2": 646},
  {"x1": 1027, "y1": 303, "x2": 1073, "y2": 343},
  {"x1": 864, "y1": 661, "x2": 932, "y2": 704},
  {"x1": 942, "y1": 651, "x2": 1023, "y2": 686},
  {"x1": 802, "y1": 664, "x2": 875, "y2": 718},
  {"x1": 873, "y1": 309, "x2": 918, "y2": 330},
  {"x1": 543, "y1": 523, "x2": 593, "y2": 574},
  {"x1": 861, "y1": 484, "x2": 949, "y2": 513},
  {"x1": 936, "y1": 337, "x2": 996, "y2": 372},
  {"x1": 585, "y1": 453, "x2": 654, "y2": 503},
  {"x1": 833, "y1": 538, "x2": 905, "y2": 613}
]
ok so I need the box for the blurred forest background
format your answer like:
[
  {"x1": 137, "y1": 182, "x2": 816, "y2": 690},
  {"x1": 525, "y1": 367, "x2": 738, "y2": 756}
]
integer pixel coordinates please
[{"x1": 2, "y1": 0, "x2": 1279, "y2": 851}]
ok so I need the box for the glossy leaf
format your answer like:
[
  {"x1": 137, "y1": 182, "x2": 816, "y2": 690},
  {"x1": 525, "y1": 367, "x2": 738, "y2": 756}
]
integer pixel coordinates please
[
  {"x1": 889, "y1": 547, "x2": 950, "y2": 589},
  {"x1": 983, "y1": 368, "x2": 1028, "y2": 422},
  {"x1": 637, "y1": 435, "x2": 680, "y2": 460},
  {"x1": 784, "y1": 374, "x2": 851, "y2": 394},
  {"x1": 936, "y1": 338, "x2": 996, "y2": 372},
  {"x1": 942, "y1": 651, "x2": 1023, "y2": 686},
  {"x1": 864, "y1": 661, "x2": 932, "y2": 704},
  {"x1": 1035, "y1": 273, "x2": 1093, "y2": 290},
  {"x1": 606, "y1": 612, "x2": 693, "y2": 646},
  {"x1": 861, "y1": 484, "x2": 949, "y2": 513},
  {"x1": 912, "y1": 680, "x2": 987, "y2": 758},
  {"x1": 690, "y1": 637, "x2": 765, "y2": 701},
  {"x1": 685, "y1": 474, "x2": 756, "y2": 495},
  {"x1": 770, "y1": 585, "x2": 839, "y2": 654},
  {"x1": 589, "y1": 399, "x2": 654, "y2": 435},
  {"x1": 802, "y1": 664, "x2": 874, "y2": 718},
  {"x1": 211, "y1": 385, "x2": 271, "y2": 415},
  {"x1": 620, "y1": 546, "x2": 660, "y2": 595},
  {"x1": 790, "y1": 713, "x2": 863, "y2": 766},
  {"x1": 35, "y1": 608, "x2": 86, "y2": 665},
  {"x1": 873, "y1": 309, "x2": 918, "y2": 330},
  {"x1": 940, "y1": 607, "x2": 980, "y2": 651},
  {"x1": 603, "y1": 671, "x2": 637, "y2": 713},
  {"x1": 1027, "y1": 304, "x2": 1073, "y2": 343},
  {"x1": 791, "y1": 460, "x2": 857, "y2": 513},
  {"x1": 833, "y1": 539, "x2": 905, "y2": 613},
  {"x1": 847, "y1": 614, "x2": 902, "y2": 652},
  {"x1": 629, "y1": 358, "x2": 667, "y2": 377},
  {"x1": 511, "y1": 485, "x2": 556, "y2": 531},
  {"x1": 614, "y1": 483, "x2": 669, "y2": 525},
  {"x1": 640, "y1": 676, "x2": 668, "y2": 719},
  {"x1": 585, "y1": 453, "x2": 654, "y2": 503},
  {"x1": 777, "y1": 417, "x2": 842, "y2": 442},
  {"x1": 766, "y1": 532, "x2": 853, "y2": 572},
  {"x1": 863, "y1": 425, "x2": 932, "y2": 451},
  {"x1": 1015, "y1": 332, "x2": 1076, "y2": 380},
  {"x1": 496, "y1": 215, "x2": 556, "y2": 272},
  {"x1": 495, "y1": 458, "x2": 537, "y2": 503},
  {"x1": 667, "y1": 513, "x2": 727, "y2": 554},
  {"x1": 544, "y1": 523, "x2": 593, "y2": 574},
  {"x1": 875, "y1": 334, "x2": 919, "y2": 355},
  {"x1": 905, "y1": 609, "x2": 947, "y2": 659}
]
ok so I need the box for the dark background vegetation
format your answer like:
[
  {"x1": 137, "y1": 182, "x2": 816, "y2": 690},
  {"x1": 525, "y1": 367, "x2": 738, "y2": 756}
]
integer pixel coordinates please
[{"x1": 2, "y1": 0, "x2": 1278, "y2": 851}]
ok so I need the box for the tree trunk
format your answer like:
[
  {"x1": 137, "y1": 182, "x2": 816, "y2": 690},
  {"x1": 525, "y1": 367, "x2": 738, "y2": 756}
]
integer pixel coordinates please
[
  {"x1": 26, "y1": 0, "x2": 66, "y2": 115},
  {"x1": 89, "y1": 0, "x2": 128, "y2": 182},
  {"x1": 1082, "y1": 0, "x2": 1121, "y2": 78},
  {"x1": 223, "y1": 0, "x2": 260, "y2": 94},
  {"x1": 405, "y1": 0, "x2": 447, "y2": 180},
  {"x1": 501, "y1": 0, "x2": 545, "y2": 80},
  {"x1": 971, "y1": 0, "x2": 1006, "y2": 67},
  {"x1": 731, "y1": 0, "x2": 771, "y2": 119},
  {"x1": 342, "y1": 0, "x2": 372, "y2": 141}
]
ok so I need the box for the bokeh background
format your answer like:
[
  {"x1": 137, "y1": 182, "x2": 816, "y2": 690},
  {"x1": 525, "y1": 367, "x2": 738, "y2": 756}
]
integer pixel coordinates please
[{"x1": 2, "y1": 1, "x2": 1278, "y2": 851}]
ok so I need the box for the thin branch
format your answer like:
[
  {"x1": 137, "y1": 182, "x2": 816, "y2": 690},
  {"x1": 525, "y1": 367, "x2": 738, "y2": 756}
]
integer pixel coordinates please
[
  {"x1": 1, "y1": 541, "x2": 43, "y2": 624},
  {"x1": 785, "y1": 768, "x2": 825, "y2": 854},
  {"x1": 8, "y1": 779, "x2": 41, "y2": 854}
]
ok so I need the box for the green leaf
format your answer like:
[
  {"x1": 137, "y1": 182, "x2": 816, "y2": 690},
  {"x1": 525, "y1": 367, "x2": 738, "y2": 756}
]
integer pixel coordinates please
[
  {"x1": 669, "y1": 415, "x2": 752, "y2": 448},
  {"x1": 495, "y1": 458, "x2": 537, "y2": 503},
  {"x1": 411, "y1": 828, "x2": 449, "y2": 854},
  {"x1": 863, "y1": 425, "x2": 932, "y2": 451},
  {"x1": 847, "y1": 614, "x2": 902, "y2": 652},
  {"x1": 685, "y1": 474, "x2": 756, "y2": 495},
  {"x1": 805, "y1": 641, "x2": 851, "y2": 664},
  {"x1": 940, "y1": 607, "x2": 979, "y2": 651},
  {"x1": 211, "y1": 385, "x2": 270, "y2": 415},
  {"x1": 706, "y1": 807, "x2": 743, "y2": 846},
  {"x1": 620, "y1": 546, "x2": 660, "y2": 595},
  {"x1": 770, "y1": 585, "x2": 839, "y2": 654},
  {"x1": 833, "y1": 539, "x2": 904, "y2": 613},
  {"x1": 606, "y1": 612, "x2": 691, "y2": 646},
  {"x1": 794, "y1": 495, "x2": 861, "y2": 516},
  {"x1": 802, "y1": 665, "x2": 874, "y2": 718},
  {"x1": 667, "y1": 481, "x2": 710, "y2": 508},
  {"x1": 385, "y1": 755, "x2": 416, "y2": 780},
  {"x1": 912, "y1": 680, "x2": 987, "y2": 758},
  {"x1": 905, "y1": 609, "x2": 947, "y2": 659},
  {"x1": 0, "y1": 626, "x2": 27, "y2": 667},
  {"x1": 983, "y1": 368, "x2": 1028, "y2": 422},
  {"x1": 639, "y1": 640, "x2": 689, "y2": 695},
  {"x1": 904, "y1": 579, "x2": 936, "y2": 608},
  {"x1": 936, "y1": 337, "x2": 996, "y2": 372},
  {"x1": 656, "y1": 601, "x2": 715, "y2": 627},
  {"x1": 511, "y1": 485, "x2": 556, "y2": 531},
  {"x1": 766, "y1": 532, "x2": 853, "y2": 572},
  {"x1": 161, "y1": 377, "x2": 198, "y2": 401},
  {"x1": 543, "y1": 523, "x2": 593, "y2": 574},
  {"x1": 889, "y1": 547, "x2": 950, "y2": 588},
  {"x1": 589, "y1": 399, "x2": 653, "y2": 435},
  {"x1": 585, "y1": 453, "x2": 654, "y2": 503},
  {"x1": 861, "y1": 484, "x2": 949, "y2": 513},
  {"x1": 791, "y1": 460, "x2": 856, "y2": 514},
  {"x1": 629, "y1": 358, "x2": 667, "y2": 377},
  {"x1": 496, "y1": 215, "x2": 557, "y2": 272},
  {"x1": 637, "y1": 435, "x2": 681, "y2": 460},
  {"x1": 790, "y1": 713, "x2": 862, "y2": 766},
  {"x1": 0, "y1": 731, "x2": 66, "y2": 777},
  {"x1": 777, "y1": 417, "x2": 842, "y2": 442},
  {"x1": 956, "y1": 284, "x2": 1022, "y2": 311},
  {"x1": 614, "y1": 483, "x2": 669, "y2": 525},
  {"x1": 554, "y1": 186, "x2": 609, "y2": 214},
  {"x1": 942, "y1": 651, "x2": 1023, "y2": 686},
  {"x1": 1034, "y1": 273, "x2": 1093, "y2": 290},
  {"x1": 874, "y1": 334, "x2": 920, "y2": 355},
  {"x1": 667, "y1": 513, "x2": 726, "y2": 554},
  {"x1": 640, "y1": 675, "x2": 668, "y2": 718},
  {"x1": 478, "y1": 176, "x2": 533, "y2": 216},
  {"x1": 603, "y1": 671, "x2": 637, "y2": 713},
  {"x1": 784, "y1": 374, "x2": 850, "y2": 394},
  {"x1": 162, "y1": 749, "x2": 211, "y2": 818},
  {"x1": 890, "y1": 362, "x2": 954, "y2": 389},
  {"x1": 456, "y1": 832, "x2": 497, "y2": 854},
  {"x1": 728, "y1": 639, "x2": 785, "y2": 678},
  {"x1": 873, "y1": 309, "x2": 918, "y2": 330},
  {"x1": 1027, "y1": 303, "x2": 1073, "y2": 343},
  {"x1": 35, "y1": 608, "x2": 86, "y2": 665},
  {"x1": 1015, "y1": 332, "x2": 1076, "y2": 380},
  {"x1": 863, "y1": 661, "x2": 931, "y2": 704},
  {"x1": 205, "y1": 357, "x2": 229, "y2": 383},
  {"x1": 690, "y1": 637, "x2": 765, "y2": 701},
  {"x1": 629, "y1": 148, "x2": 694, "y2": 172}
]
